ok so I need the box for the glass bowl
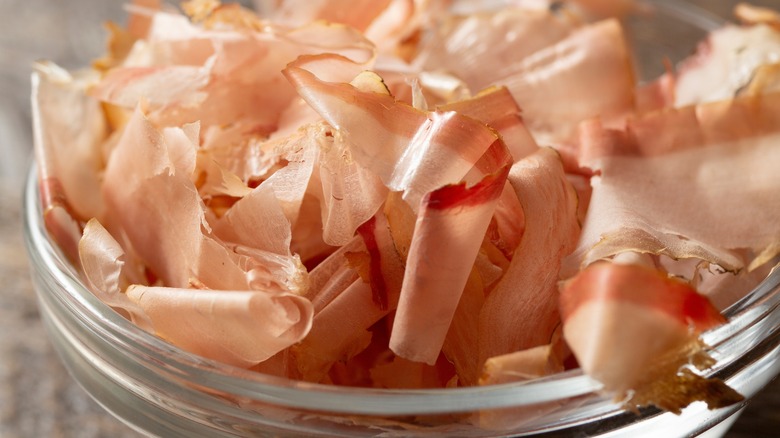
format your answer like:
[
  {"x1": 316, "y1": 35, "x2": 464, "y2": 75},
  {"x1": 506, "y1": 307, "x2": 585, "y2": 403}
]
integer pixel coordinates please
[{"x1": 22, "y1": 1, "x2": 780, "y2": 437}]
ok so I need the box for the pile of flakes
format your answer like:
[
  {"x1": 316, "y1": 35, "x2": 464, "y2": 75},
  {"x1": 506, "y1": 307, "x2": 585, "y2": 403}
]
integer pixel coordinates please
[{"x1": 32, "y1": 0, "x2": 780, "y2": 422}]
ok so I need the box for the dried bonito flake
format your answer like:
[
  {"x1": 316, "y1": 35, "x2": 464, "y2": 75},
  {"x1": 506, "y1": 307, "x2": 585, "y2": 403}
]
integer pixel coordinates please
[
  {"x1": 477, "y1": 148, "x2": 580, "y2": 364},
  {"x1": 31, "y1": 0, "x2": 780, "y2": 424},
  {"x1": 566, "y1": 91, "x2": 780, "y2": 277},
  {"x1": 735, "y1": 3, "x2": 780, "y2": 29},
  {"x1": 674, "y1": 21, "x2": 780, "y2": 106},
  {"x1": 127, "y1": 285, "x2": 313, "y2": 367},
  {"x1": 391, "y1": 165, "x2": 510, "y2": 365},
  {"x1": 560, "y1": 261, "x2": 743, "y2": 413}
]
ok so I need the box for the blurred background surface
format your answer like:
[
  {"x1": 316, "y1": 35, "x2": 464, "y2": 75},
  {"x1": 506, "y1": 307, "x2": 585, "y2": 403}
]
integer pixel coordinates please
[{"x1": 0, "y1": 1, "x2": 778, "y2": 437}]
